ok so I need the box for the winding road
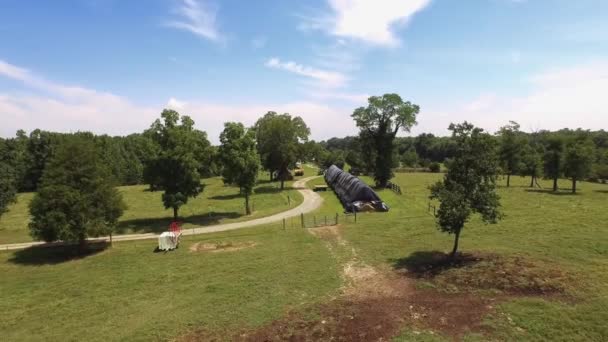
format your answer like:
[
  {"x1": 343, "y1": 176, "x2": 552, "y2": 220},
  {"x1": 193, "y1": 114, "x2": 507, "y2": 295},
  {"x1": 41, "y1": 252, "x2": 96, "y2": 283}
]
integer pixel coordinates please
[{"x1": 0, "y1": 176, "x2": 324, "y2": 251}]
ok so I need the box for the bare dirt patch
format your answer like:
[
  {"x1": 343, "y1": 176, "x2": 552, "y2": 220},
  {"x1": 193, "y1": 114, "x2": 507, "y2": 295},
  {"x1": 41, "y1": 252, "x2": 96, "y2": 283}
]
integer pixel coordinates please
[
  {"x1": 178, "y1": 230, "x2": 570, "y2": 341},
  {"x1": 392, "y1": 251, "x2": 570, "y2": 296},
  {"x1": 189, "y1": 241, "x2": 258, "y2": 253}
]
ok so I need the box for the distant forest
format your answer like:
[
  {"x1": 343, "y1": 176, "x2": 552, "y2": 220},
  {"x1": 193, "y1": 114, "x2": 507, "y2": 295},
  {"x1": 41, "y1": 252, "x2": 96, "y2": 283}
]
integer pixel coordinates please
[{"x1": 1, "y1": 125, "x2": 607, "y2": 194}]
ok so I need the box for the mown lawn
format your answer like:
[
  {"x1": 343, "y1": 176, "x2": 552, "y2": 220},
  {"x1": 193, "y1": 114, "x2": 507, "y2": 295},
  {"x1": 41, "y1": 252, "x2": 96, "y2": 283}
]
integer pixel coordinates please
[
  {"x1": 1, "y1": 172, "x2": 606, "y2": 341},
  {"x1": 0, "y1": 174, "x2": 304, "y2": 244},
  {"x1": 336, "y1": 173, "x2": 608, "y2": 341},
  {"x1": 0, "y1": 225, "x2": 341, "y2": 341}
]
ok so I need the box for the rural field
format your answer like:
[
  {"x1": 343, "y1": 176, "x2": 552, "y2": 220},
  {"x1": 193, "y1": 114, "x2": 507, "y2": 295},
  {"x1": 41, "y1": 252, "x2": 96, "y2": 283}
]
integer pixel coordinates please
[
  {"x1": 0, "y1": 172, "x2": 305, "y2": 245},
  {"x1": 2, "y1": 2, "x2": 607, "y2": 341},
  {"x1": 1, "y1": 172, "x2": 607, "y2": 341}
]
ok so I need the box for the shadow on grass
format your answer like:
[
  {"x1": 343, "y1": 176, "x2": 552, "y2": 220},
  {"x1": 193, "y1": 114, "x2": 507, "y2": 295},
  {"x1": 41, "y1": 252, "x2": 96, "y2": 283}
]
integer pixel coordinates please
[
  {"x1": 390, "y1": 251, "x2": 483, "y2": 278},
  {"x1": 594, "y1": 190, "x2": 608, "y2": 194},
  {"x1": 209, "y1": 193, "x2": 242, "y2": 200},
  {"x1": 524, "y1": 189, "x2": 579, "y2": 196},
  {"x1": 254, "y1": 186, "x2": 295, "y2": 194},
  {"x1": 9, "y1": 241, "x2": 109, "y2": 266},
  {"x1": 116, "y1": 212, "x2": 242, "y2": 234}
]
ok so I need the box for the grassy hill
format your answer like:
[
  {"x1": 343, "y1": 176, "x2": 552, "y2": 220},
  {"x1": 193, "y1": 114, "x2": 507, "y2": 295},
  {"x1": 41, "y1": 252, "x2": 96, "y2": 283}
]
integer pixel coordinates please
[
  {"x1": 1, "y1": 172, "x2": 607, "y2": 341},
  {"x1": 0, "y1": 173, "x2": 305, "y2": 244}
]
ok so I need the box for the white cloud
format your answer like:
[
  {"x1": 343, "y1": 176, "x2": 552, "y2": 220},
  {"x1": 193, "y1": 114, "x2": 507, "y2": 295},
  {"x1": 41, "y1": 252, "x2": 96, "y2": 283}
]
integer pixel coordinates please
[
  {"x1": 302, "y1": 0, "x2": 431, "y2": 46},
  {"x1": 165, "y1": 0, "x2": 222, "y2": 42},
  {"x1": 0, "y1": 60, "x2": 357, "y2": 143},
  {"x1": 265, "y1": 57, "x2": 348, "y2": 89},
  {"x1": 166, "y1": 97, "x2": 357, "y2": 143},
  {"x1": 414, "y1": 61, "x2": 608, "y2": 135},
  {"x1": 0, "y1": 59, "x2": 158, "y2": 137},
  {"x1": 0, "y1": 60, "x2": 30, "y2": 80}
]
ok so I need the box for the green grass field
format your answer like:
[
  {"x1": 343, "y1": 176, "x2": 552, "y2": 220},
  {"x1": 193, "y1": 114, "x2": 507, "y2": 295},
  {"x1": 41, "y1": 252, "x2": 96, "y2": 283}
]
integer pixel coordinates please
[
  {"x1": 0, "y1": 174, "x2": 304, "y2": 244},
  {"x1": 1, "y1": 172, "x2": 607, "y2": 341}
]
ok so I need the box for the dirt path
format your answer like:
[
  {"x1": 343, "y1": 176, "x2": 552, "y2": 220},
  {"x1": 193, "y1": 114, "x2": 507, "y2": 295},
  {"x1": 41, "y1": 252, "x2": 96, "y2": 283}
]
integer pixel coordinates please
[
  {"x1": 231, "y1": 226, "x2": 496, "y2": 342},
  {"x1": 0, "y1": 176, "x2": 323, "y2": 251}
]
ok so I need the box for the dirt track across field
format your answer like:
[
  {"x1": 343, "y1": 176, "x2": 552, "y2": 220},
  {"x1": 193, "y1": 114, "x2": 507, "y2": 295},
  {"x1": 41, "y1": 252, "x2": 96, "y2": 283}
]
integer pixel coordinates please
[{"x1": 0, "y1": 176, "x2": 323, "y2": 251}]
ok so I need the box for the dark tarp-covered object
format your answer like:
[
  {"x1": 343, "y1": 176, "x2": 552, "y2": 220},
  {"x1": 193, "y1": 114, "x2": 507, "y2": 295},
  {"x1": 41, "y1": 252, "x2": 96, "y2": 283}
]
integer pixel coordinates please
[{"x1": 324, "y1": 165, "x2": 389, "y2": 212}]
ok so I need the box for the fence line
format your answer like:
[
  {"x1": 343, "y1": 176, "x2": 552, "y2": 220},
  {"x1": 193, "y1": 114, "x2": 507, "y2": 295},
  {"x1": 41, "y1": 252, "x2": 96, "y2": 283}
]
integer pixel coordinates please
[{"x1": 386, "y1": 181, "x2": 402, "y2": 195}]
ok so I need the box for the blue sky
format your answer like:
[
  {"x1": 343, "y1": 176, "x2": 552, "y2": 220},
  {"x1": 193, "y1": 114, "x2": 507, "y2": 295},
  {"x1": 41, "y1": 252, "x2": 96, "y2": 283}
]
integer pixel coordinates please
[{"x1": 1, "y1": 0, "x2": 607, "y2": 142}]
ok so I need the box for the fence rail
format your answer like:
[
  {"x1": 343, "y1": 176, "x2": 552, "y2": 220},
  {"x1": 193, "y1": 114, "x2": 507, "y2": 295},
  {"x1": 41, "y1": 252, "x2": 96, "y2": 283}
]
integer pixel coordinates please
[
  {"x1": 386, "y1": 181, "x2": 402, "y2": 195},
  {"x1": 282, "y1": 212, "x2": 358, "y2": 229}
]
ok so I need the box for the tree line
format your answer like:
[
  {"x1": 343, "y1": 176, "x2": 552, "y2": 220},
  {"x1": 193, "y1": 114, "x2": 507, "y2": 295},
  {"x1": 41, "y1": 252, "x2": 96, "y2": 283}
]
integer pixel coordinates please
[
  {"x1": 1, "y1": 93, "x2": 606, "y2": 249},
  {"x1": 314, "y1": 123, "x2": 608, "y2": 192},
  {"x1": 0, "y1": 108, "x2": 312, "y2": 248}
]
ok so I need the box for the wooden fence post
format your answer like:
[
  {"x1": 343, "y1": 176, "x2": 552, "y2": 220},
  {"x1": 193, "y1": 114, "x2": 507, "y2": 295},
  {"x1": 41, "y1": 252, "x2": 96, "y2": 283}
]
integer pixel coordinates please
[
  {"x1": 354, "y1": 211, "x2": 357, "y2": 223},
  {"x1": 335, "y1": 213, "x2": 338, "y2": 225},
  {"x1": 301, "y1": 213, "x2": 304, "y2": 228}
]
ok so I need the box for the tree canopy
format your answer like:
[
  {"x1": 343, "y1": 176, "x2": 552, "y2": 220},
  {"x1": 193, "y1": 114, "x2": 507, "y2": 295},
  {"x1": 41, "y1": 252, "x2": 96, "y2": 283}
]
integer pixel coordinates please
[
  {"x1": 29, "y1": 136, "x2": 126, "y2": 247},
  {"x1": 430, "y1": 122, "x2": 502, "y2": 257},
  {"x1": 352, "y1": 94, "x2": 419, "y2": 187},
  {"x1": 218, "y1": 122, "x2": 260, "y2": 215},
  {"x1": 144, "y1": 109, "x2": 211, "y2": 219},
  {"x1": 497, "y1": 121, "x2": 526, "y2": 187},
  {"x1": 254, "y1": 111, "x2": 310, "y2": 189},
  {"x1": 543, "y1": 135, "x2": 565, "y2": 192},
  {"x1": 564, "y1": 138, "x2": 595, "y2": 193},
  {"x1": 0, "y1": 139, "x2": 18, "y2": 217}
]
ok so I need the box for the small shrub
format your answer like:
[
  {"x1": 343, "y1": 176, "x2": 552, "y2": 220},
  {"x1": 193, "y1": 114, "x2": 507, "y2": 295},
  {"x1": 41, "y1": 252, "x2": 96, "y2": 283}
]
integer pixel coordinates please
[{"x1": 429, "y1": 162, "x2": 441, "y2": 173}]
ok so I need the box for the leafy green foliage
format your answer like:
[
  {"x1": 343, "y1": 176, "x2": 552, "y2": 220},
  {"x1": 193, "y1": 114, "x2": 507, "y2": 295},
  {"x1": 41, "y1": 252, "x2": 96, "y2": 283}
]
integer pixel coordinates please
[
  {"x1": 144, "y1": 109, "x2": 211, "y2": 219},
  {"x1": 319, "y1": 149, "x2": 346, "y2": 170},
  {"x1": 218, "y1": 122, "x2": 260, "y2": 215},
  {"x1": 428, "y1": 162, "x2": 441, "y2": 173},
  {"x1": 254, "y1": 111, "x2": 310, "y2": 189},
  {"x1": 400, "y1": 149, "x2": 419, "y2": 167},
  {"x1": 543, "y1": 135, "x2": 565, "y2": 191},
  {"x1": 430, "y1": 122, "x2": 502, "y2": 257},
  {"x1": 519, "y1": 140, "x2": 543, "y2": 187},
  {"x1": 563, "y1": 138, "x2": 595, "y2": 193},
  {"x1": 0, "y1": 139, "x2": 18, "y2": 216},
  {"x1": 28, "y1": 136, "x2": 126, "y2": 245},
  {"x1": 351, "y1": 94, "x2": 419, "y2": 187},
  {"x1": 497, "y1": 121, "x2": 526, "y2": 187}
]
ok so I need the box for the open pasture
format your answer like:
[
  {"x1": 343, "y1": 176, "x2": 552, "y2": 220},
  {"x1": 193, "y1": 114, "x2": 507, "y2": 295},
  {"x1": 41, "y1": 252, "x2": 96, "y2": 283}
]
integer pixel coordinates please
[{"x1": 1, "y1": 173, "x2": 607, "y2": 341}]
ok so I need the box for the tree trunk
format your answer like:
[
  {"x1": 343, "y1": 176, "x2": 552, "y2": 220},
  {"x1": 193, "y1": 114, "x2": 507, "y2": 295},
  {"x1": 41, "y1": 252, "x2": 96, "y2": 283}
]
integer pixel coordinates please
[
  {"x1": 269, "y1": 170, "x2": 273, "y2": 182},
  {"x1": 245, "y1": 193, "x2": 251, "y2": 215},
  {"x1": 451, "y1": 229, "x2": 461, "y2": 259},
  {"x1": 173, "y1": 207, "x2": 178, "y2": 220},
  {"x1": 553, "y1": 177, "x2": 558, "y2": 192},
  {"x1": 78, "y1": 235, "x2": 87, "y2": 253},
  {"x1": 530, "y1": 175, "x2": 535, "y2": 188},
  {"x1": 572, "y1": 178, "x2": 577, "y2": 194},
  {"x1": 507, "y1": 174, "x2": 511, "y2": 187},
  {"x1": 280, "y1": 179, "x2": 285, "y2": 190}
]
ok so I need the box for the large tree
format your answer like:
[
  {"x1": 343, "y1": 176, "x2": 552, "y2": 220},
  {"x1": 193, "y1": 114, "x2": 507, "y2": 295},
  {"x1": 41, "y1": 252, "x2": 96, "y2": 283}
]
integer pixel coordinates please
[
  {"x1": 430, "y1": 122, "x2": 502, "y2": 258},
  {"x1": 0, "y1": 139, "x2": 18, "y2": 217},
  {"x1": 218, "y1": 122, "x2": 260, "y2": 215},
  {"x1": 254, "y1": 111, "x2": 310, "y2": 189},
  {"x1": 144, "y1": 109, "x2": 211, "y2": 219},
  {"x1": 352, "y1": 94, "x2": 419, "y2": 187},
  {"x1": 497, "y1": 121, "x2": 526, "y2": 187},
  {"x1": 29, "y1": 136, "x2": 126, "y2": 248},
  {"x1": 543, "y1": 135, "x2": 565, "y2": 192},
  {"x1": 563, "y1": 139, "x2": 594, "y2": 193},
  {"x1": 520, "y1": 144, "x2": 543, "y2": 188}
]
